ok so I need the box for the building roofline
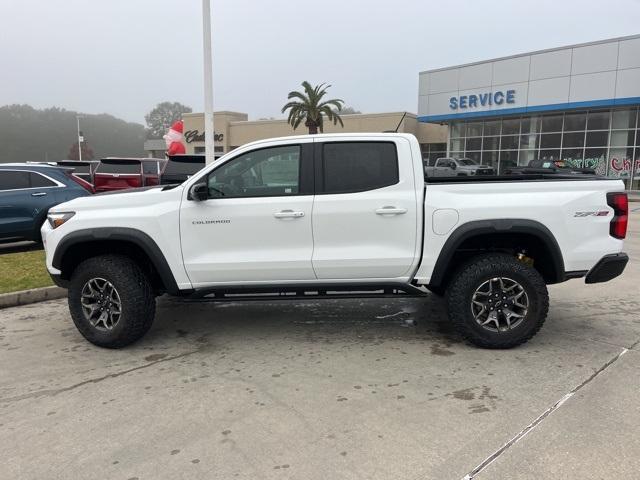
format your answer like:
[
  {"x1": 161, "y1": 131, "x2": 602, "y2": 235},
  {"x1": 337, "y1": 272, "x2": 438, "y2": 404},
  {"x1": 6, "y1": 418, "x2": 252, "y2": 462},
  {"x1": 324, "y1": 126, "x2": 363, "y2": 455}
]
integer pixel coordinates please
[
  {"x1": 419, "y1": 33, "x2": 640, "y2": 75},
  {"x1": 227, "y1": 111, "x2": 417, "y2": 126}
]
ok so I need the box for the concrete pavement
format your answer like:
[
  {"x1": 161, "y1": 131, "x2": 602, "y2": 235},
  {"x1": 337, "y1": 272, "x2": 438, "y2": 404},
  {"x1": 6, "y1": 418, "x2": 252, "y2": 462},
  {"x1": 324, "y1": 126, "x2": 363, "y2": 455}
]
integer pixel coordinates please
[{"x1": 1, "y1": 212, "x2": 639, "y2": 480}]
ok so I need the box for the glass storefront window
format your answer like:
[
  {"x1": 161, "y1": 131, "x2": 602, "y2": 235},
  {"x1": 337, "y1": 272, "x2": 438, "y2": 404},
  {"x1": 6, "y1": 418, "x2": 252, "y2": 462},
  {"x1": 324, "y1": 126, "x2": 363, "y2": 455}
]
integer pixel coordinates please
[
  {"x1": 586, "y1": 131, "x2": 609, "y2": 147},
  {"x1": 483, "y1": 136, "x2": 500, "y2": 150},
  {"x1": 521, "y1": 116, "x2": 540, "y2": 134},
  {"x1": 501, "y1": 135, "x2": 519, "y2": 150},
  {"x1": 451, "y1": 122, "x2": 466, "y2": 138},
  {"x1": 561, "y1": 149, "x2": 585, "y2": 167},
  {"x1": 584, "y1": 148, "x2": 607, "y2": 175},
  {"x1": 541, "y1": 115, "x2": 563, "y2": 132},
  {"x1": 610, "y1": 130, "x2": 635, "y2": 147},
  {"x1": 587, "y1": 111, "x2": 610, "y2": 130},
  {"x1": 562, "y1": 131, "x2": 585, "y2": 148},
  {"x1": 608, "y1": 147, "x2": 635, "y2": 188},
  {"x1": 502, "y1": 118, "x2": 520, "y2": 135},
  {"x1": 563, "y1": 112, "x2": 587, "y2": 131},
  {"x1": 519, "y1": 150, "x2": 536, "y2": 165},
  {"x1": 483, "y1": 150, "x2": 499, "y2": 169},
  {"x1": 540, "y1": 133, "x2": 561, "y2": 149},
  {"x1": 539, "y1": 150, "x2": 560, "y2": 161},
  {"x1": 466, "y1": 137, "x2": 482, "y2": 150},
  {"x1": 612, "y1": 109, "x2": 637, "y2": 130},
  {"x1": 466, "y1": 122, "x2": 483, "y2": 137},
  {"x1": 450, "y1": 138, "x2": 464, "y2": 151},
  {"x1": 484, "y1": 120, "x2": 501, "y2": 136},
  {"x1": 499, "y1": 150, "x2": 519, "y2": 170},
  {"x1": 520, "y1": 134, "x2": 538, "y2": 149}
]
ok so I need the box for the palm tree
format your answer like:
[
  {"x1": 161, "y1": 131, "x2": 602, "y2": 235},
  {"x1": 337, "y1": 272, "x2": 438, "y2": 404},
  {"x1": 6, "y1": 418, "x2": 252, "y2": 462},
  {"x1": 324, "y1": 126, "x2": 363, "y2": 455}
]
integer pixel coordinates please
[{"x1": 282, "y1": 81, "x2": 345, "y2": 134}]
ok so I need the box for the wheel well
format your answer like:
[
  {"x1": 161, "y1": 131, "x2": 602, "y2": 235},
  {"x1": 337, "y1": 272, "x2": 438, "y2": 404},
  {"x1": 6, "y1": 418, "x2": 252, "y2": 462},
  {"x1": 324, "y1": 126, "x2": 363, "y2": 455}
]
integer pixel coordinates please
[
  {"x1": 436, "y1": 232, "x2": 562, "y2": 289},
  {"x1": 59, "y1": 240, "x2": 166, "y2": 294}
]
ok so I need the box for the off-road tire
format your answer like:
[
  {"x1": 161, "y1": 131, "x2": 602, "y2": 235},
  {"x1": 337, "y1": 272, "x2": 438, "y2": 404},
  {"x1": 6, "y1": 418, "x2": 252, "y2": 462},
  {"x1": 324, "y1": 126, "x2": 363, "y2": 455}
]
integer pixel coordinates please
[
  {"x1": 68, "y1": 254, "x2": 156, "y2": 348},
  {"x1": 445, "y1": 253, "x2": 549, "y2": 348}
]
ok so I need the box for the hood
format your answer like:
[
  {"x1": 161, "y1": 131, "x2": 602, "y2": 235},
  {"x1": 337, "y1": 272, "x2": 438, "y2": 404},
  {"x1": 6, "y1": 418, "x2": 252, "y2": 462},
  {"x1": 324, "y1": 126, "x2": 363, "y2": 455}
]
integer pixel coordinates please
[{"x1": 50, "y1": 184, "x2": 183, "y2": 213}]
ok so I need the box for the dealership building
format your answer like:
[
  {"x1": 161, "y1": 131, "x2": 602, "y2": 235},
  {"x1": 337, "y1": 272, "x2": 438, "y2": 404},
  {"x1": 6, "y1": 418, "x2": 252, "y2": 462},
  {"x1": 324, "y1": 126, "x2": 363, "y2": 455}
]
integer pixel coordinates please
[{"x1": 418, "y1": 34, "x2": 640, "y2": 189}]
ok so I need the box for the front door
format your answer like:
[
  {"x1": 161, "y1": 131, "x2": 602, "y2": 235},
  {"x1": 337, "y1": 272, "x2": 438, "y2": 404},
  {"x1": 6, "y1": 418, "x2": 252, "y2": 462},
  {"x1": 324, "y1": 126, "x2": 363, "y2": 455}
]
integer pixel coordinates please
[
  {"x1": 311, "y1": 138, "x2": 419, "y2": 280},
  {"x1": 180, "y1": 142, "x2": 316, "y2": 287}
]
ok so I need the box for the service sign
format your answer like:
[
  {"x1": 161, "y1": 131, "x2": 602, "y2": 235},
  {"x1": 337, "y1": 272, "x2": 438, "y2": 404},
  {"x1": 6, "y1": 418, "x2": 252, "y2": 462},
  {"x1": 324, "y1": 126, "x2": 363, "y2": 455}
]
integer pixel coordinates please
[{"x1": 449, "y1": 89, "x2": 516, "y2": 110}]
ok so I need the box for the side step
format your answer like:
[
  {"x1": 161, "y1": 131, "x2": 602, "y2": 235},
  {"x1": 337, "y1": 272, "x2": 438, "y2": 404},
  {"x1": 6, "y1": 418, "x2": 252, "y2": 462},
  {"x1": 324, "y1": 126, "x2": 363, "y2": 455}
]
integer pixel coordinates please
[{"x1": 183, "y1": 282, "x2": 429, "y2": 302}]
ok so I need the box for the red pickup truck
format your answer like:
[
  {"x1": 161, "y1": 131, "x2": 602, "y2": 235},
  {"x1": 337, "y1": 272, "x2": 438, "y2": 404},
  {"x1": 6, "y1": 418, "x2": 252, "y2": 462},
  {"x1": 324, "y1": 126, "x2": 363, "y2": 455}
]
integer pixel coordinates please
[{"x1": 93, "y1": 158, "x2": 165, "y2": 192}]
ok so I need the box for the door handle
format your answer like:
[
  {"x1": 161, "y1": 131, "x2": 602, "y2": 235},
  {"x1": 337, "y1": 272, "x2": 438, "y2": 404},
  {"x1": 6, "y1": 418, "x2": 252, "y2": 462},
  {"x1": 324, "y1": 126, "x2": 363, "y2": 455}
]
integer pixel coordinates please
[
  {"x1": 375, "y1": 206, "x2": 407, "y2": 215},
  {"x1": 31, "y1": 192, "x2": 47, "y2": 197},
  {"x1": 274, "y1": 210, "x2": 305, "y2": 218}
]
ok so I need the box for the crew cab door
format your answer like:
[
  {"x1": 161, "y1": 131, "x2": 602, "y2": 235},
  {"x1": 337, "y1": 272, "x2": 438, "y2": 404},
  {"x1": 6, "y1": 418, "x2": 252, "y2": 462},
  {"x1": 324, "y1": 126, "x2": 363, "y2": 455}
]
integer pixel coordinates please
[
  {"x1": 179, "y1": 141, "x2": 316, "y2": 286},
  {"x1": 311, "y1": 137, "x2": 419, "y2": 279}
]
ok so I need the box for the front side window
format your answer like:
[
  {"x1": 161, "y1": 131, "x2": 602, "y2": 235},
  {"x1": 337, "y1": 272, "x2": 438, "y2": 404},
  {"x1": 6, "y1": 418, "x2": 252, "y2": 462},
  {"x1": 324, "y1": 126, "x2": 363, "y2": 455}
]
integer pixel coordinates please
[
  {"x1": 322, "y1": 142, "x2": 398, "y2": 194},
  {"x1": 207, "y1": 145, "x2": 300, "y2": 198}
]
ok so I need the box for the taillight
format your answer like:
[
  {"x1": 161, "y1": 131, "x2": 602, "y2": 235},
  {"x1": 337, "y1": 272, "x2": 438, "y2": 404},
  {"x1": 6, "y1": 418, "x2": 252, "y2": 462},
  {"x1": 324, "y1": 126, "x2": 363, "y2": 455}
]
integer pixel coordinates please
[{"x1": 607, "y1": 192, "x2": 628, "y2": 239}]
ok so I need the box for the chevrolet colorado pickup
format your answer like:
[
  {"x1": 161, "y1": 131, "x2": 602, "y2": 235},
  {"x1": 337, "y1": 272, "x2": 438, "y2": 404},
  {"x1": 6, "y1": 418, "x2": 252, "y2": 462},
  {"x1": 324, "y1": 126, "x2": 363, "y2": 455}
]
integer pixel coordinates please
[{"x1": 41, "y1": 133, "x2": 629, "y2": 349}]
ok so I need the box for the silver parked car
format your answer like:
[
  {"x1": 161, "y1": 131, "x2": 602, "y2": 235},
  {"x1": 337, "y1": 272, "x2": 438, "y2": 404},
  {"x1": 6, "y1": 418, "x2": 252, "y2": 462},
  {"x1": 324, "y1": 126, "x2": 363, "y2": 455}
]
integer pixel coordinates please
[{"x1": 425, "y1": 157, "x2": 495, "y2": 177}]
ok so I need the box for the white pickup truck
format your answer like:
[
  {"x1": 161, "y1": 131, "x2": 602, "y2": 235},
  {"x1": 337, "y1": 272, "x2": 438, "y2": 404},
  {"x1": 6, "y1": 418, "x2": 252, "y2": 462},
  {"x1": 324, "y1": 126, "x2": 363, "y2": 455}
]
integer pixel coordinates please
[{"x1": 42, "y1": 133, "x2": 629, "y2": 349}]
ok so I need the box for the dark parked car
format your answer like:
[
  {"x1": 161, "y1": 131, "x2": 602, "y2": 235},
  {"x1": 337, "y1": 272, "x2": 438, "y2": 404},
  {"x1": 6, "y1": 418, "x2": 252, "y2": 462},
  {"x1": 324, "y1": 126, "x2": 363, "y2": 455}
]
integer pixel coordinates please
[
  {"x1": 160, "y1": 154, "x2": 207, "y2": 185},
  {"x1": 0, "y1": 164, "x2": 92, "y2": 243}
]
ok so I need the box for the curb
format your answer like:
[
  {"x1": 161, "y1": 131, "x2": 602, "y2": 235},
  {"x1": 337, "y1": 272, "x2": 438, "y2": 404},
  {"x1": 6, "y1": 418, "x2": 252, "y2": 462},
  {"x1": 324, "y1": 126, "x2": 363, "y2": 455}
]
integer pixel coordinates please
[{"x1": 0, "y1": 286, "x2": 67, "y2": 309}]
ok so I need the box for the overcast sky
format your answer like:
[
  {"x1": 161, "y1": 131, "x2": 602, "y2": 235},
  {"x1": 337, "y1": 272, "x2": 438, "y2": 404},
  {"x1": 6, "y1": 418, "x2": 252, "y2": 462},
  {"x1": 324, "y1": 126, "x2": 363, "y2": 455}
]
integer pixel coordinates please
[{"x1": 3, "y1": 0, "x2": 640, "y2": 124}]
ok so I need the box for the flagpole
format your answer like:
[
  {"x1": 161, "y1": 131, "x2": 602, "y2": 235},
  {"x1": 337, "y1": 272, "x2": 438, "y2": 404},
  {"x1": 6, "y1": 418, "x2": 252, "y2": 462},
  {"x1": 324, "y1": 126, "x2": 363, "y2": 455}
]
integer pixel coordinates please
[{"x1": 202, "y1": 0, "x2": 215, "y2": 165}]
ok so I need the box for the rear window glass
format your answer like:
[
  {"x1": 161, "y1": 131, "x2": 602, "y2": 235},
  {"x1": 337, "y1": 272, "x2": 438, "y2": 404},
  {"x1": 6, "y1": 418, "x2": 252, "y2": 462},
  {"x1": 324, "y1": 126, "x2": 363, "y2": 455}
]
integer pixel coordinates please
[
  {"x1": 97, "y1": 162, "x2": 141, "y2": 174},
  {"x1": 322, "y1": 142, "x2": 399, "y2": 194},
  {"x1": 143, "y1": 161, "x2": 160, "y2": 174},
  {"x1": 164, "y1": 159, "x2": 204, "y2": 176}
]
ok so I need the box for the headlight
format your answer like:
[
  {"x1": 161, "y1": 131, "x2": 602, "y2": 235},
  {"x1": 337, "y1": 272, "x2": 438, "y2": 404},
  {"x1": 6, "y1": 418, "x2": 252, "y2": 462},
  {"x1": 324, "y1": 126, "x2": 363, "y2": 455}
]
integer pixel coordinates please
[{"x1": 47, "y1": 212, "x2": 75, "y2": 229}]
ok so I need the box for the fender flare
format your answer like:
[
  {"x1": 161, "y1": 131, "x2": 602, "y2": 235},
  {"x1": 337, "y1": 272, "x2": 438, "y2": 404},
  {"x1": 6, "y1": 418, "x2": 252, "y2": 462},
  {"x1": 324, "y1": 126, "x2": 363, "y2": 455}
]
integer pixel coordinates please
[
  {"x1": 52, "y1": 227, "x2": 181, "y2": 295},
  {"x1": 429, "y1": 219, "x2": 565, "y2": 287}
]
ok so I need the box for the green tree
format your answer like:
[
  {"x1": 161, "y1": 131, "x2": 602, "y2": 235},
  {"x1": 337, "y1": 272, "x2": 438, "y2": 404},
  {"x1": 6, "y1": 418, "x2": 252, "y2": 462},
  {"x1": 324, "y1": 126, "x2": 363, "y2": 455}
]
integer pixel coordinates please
[
  {"x1": 144, "y1": 101, "x2": 192, "y2": 139},
  {"x1": 281, "y1": 82, "x2": 344, "y2": 134}
]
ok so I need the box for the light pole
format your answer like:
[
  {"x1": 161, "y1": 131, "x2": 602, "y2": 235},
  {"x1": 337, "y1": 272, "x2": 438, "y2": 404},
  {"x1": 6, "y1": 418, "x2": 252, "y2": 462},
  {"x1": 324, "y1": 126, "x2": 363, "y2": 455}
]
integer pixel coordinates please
[
  {"x1": 202, "y1": 0, "x2": 215, "y2": 165},
  {"x1": 76, "y1": 115, "x2": 84, "y2": 161}
]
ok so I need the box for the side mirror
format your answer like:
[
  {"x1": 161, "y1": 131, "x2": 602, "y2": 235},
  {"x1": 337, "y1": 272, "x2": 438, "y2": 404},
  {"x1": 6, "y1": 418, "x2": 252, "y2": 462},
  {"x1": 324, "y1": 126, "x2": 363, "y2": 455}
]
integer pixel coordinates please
[
  {"x1": 190, "y1": 182, "x2": 208, "y2": 201},
  {"x1": 450, "y1": 163, "x2": 457, "y2": 170}
]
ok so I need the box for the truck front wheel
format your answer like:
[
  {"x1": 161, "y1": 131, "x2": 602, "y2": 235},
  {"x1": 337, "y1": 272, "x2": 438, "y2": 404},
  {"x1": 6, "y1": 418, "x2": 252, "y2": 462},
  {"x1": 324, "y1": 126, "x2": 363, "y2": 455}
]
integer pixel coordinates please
[
  {"x1": 446, "y1": 253, "x2": 549, "y2": 348},
  {"x1": 68, "y1": 254, "x2": 156, "y2": 348}
]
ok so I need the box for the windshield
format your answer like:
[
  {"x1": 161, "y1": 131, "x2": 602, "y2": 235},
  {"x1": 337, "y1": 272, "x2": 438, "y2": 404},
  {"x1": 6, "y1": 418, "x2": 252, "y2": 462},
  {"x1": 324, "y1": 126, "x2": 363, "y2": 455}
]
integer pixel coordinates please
[{"x1": 457, "y1": 158, "x2": 477, "y2": 166}]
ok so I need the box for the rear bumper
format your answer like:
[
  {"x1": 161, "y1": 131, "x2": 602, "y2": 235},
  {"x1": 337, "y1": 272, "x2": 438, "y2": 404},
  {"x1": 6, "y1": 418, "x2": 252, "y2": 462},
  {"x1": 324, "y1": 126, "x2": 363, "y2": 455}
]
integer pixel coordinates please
[{"x1": 585, "y1": 253, "x2": 629, "y2": 284}]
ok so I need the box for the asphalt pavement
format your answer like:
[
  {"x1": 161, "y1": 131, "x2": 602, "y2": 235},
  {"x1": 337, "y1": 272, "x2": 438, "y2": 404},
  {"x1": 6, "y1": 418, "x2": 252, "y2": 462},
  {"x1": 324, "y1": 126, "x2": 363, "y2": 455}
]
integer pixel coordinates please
[{"x1": 1, "y1": 212, "x2": 639, "y2": 480}]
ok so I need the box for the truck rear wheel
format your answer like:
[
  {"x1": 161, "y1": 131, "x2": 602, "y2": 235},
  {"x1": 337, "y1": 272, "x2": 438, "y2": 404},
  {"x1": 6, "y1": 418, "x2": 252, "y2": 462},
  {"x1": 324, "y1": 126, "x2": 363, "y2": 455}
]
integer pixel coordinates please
[
  {"x1": 446, "y1": 253, "x2": 549, "y2": 348},
  {"x1": 68, "y1": 254, "x2": 156, "y2": 348}
]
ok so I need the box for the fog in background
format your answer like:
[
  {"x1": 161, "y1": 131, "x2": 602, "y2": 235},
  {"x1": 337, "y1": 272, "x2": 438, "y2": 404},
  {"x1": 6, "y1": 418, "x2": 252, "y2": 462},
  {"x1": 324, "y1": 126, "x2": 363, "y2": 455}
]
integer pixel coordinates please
[{"x1": 2, "y1": 0, "x2": 640, "y2": 123}]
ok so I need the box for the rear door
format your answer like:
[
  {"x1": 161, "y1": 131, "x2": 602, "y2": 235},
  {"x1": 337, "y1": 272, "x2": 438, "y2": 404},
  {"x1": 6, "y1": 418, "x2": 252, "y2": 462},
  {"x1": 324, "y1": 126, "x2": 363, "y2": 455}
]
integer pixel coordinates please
[{"x1": 311, "y1": 137, "x2": 419, "y2": 279}]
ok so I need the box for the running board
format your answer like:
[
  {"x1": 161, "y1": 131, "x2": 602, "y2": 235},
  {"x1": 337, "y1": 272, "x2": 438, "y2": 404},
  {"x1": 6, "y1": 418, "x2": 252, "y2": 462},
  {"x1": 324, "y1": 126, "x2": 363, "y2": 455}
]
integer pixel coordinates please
[{"x1": 183, "y1": 282, "x2": 429, "y2": 302}]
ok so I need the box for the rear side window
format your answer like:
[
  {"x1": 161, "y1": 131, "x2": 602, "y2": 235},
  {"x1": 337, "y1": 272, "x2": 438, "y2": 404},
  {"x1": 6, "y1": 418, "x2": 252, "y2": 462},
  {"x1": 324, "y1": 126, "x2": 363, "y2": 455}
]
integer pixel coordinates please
[
  {"x1": 321, "y1": 142, "x2": 399, "y2": 194},
  {"x1": 30, "y1": 172, "x2": 56, "y2": 187},
  {"x1": 0, "y1": 171, "x2": 30, "y2": 190}
]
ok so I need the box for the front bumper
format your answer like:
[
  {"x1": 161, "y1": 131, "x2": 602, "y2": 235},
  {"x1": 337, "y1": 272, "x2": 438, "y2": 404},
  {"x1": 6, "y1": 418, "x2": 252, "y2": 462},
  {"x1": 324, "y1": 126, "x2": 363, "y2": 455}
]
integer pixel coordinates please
[{"x1": 585, "y1": 253, "x2": 629, "y2": 284}]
